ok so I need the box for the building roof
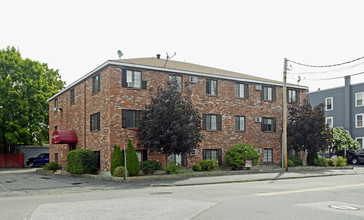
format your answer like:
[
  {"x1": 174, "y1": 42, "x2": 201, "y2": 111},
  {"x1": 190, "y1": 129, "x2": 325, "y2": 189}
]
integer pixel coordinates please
[{"x1": 48, "y1": 57, "x2": 307, "y2": 101}]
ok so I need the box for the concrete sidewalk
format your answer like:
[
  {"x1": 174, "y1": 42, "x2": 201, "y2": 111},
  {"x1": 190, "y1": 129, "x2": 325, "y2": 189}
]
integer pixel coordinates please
[{"x1": 36, "y1": 166, "x2": 364, "y2": 187}]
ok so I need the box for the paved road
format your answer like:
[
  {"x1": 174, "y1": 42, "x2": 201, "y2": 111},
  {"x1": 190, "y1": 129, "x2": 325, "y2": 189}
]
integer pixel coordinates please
[{"x1": 2, "y1": 167, "x2": 364, "y2": 219}]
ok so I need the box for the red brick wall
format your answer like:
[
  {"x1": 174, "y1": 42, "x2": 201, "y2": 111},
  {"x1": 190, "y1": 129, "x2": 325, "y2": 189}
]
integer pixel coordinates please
[{"x1": 49, "y1": 64, "x2": 306, "y2": 170}]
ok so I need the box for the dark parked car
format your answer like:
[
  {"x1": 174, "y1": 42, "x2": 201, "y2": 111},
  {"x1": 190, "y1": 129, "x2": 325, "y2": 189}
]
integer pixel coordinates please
[
  {"x1": 26, "y1": 153, "x2": 49, "y2": 167},
  {"x1": 346, "y1": 149, "x2": 364, "y2": 165}
]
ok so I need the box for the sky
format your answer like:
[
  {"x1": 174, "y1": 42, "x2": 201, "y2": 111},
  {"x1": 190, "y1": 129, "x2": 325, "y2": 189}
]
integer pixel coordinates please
[{"x1": 1, "y1": 0, "x2": 364, "y2": 92}]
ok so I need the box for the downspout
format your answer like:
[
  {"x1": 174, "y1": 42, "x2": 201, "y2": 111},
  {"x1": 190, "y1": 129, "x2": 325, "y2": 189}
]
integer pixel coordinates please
[{"x1": 84, "y1": 79, "x2": 87, "y2": 149}]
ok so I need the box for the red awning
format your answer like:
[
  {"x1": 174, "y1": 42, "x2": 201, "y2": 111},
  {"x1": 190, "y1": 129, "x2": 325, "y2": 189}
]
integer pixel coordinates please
[{"x1": 51, "y1": 130, "x2": 78, "y2": 144}]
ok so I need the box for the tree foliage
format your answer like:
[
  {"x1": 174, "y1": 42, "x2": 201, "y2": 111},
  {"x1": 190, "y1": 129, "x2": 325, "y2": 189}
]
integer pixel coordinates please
[
  {"x1": 287, "y1": 99, "x2": 332, "y2": 164},
  {"x1": 110, "y1": 145, "x2": 124, "y2": 176},
  {"x1": 0, "y1": 46, "x2": 65, "y2": 153},
  {"x1": 126, "y1": 139, "x2": 140, "y2": 176},
  {"x1": 330, "y1": 127, "x2": 360, "y2": 153},
  {"x1": 137, "y1": 79, "x2": 202, "y2": 156},
  {"x1": 225, "y1": 143, "x2": 260, "y2": 170}
]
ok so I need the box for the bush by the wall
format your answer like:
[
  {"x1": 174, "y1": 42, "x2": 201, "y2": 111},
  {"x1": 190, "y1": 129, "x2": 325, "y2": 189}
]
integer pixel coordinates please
[
  {"x1": 335, "y1": 156, "x2": 347, "y2": 167},
  {"x1": 126, "y1": 139, "x2": 140, "y2": 176},
  {"x1": 314, "y1": 157, "x2": 328, "y2": 167},
  {"x1": 192, "y1": 164, "x2": 202, "y2": 172},
  {"x1": 225, "y1": 143, "x2": 260, "y2": 170},
  {"x1": 43, "y1": 162, "x2": 59, "y2": 171},
  {"x1": 164, "y1": 162, "x2": 181, "y2": 174},
  {"x1": 199, "y1": 159, "x2": 218, "y2": 171},
  {"x1": 113, "y1": 166, "x2": 126, "y2": 177},
  {"x1": 288, "y1": 155, "x2": 303, "y2": 166},
  {"x1": 287, "y1": 159, "x2": 294, "y2": 167},
  {"x1": 110, "y1": 145, "x2": 124, "y2": 175},
  {"x1": 327, "y1": 159, "x2": 335, "y2": 166},
  {"x1": 67, "y1": 149, "x2": 96, "y2": 174},
  {"x1": 142, "y1": 160, "x2": 162, "y2": 174}
]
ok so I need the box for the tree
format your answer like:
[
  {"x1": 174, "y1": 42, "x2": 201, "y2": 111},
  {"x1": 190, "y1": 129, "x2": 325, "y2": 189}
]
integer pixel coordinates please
[
  {"x1": 0, "y1": 46, "x2": 65, "y2": 153},
  {"x1": 126, "y1": 139, "x2": 139, "y2": 176},
  {"x1": 330, "y1": 127, "x2": 360, "y2": 155},
  {"x1": 110, "y1": 145, "x2": 123, "y2": 176},
  {"x1": 287, "y1": 99, "x2": 332, "y2": 165},
  {"x1": 137, "y1": 79, "x2": 202, "y2": 161}
]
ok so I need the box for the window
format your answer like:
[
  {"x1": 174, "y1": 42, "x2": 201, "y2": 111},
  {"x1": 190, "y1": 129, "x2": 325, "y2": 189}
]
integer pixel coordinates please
[
  {"x1": 202, "y1": 114, "x2": 222, "y2": 130},
  {"x1": 70, "y1": 88, "x2": 75, "y2": 104},
  {"x1": 356, "y1": 138, "x2": 363, "y2": 149},
  {"x1": 92, "y1": 74, "x2": 100, "y2": 93},
  {"x1": 202, "y1": 149, "x2": 222, "y2": 165},
  {"x1": 261, "y1": 117, "x2": 276, "y2": 132},
  {"x1": 169, "y1": 75, "x2": 182, "y2": 91},
  {"x1": 122, "y1": 109, "x2": 141, "y2": 128},
  {"x1": 264, "y1": 148, "x2": 273, "y2": 162},
  {"x1": 55, "y1": 153, "x2": 58, "y2": 163},
  {"x1": 325, "y1": 97, "x2": 333, "y2": 111},
  {"x1": 206, "y1": 79, "x2": 217, "y2": 95},
  {"x1": 90, "y1": 112, "x2": 100, "y2": 131},
  {"x1": 262, "y1": 86, "x2": 276, "y2": 101},
  {"x1": 235, "y1": 83, "x2": 249, "y2": 98},
  {"x1": 325, "y1": 117, "x2": 333, "y2": 128},
  {"x1": 356, "y1": 114, "x2": 364, "y2": 128},
  {"x1": 170, "y1": 153, "x2": 187, "y2": 166},
  {"x1": 54, "y1": 98, "x2": 58, "y2": 110},
  {"x1": 55, "y1": 126, "x2": 58, "y2": 131},
  {"x1": 235, "y1": 116, "x2": 245, "y2": 131},
  {"x1": 356, "y1": 92, "x2": 363, "y2": 107},
  {"x1": 288, "y1": 89, "x2": 300, "y2": 103}
]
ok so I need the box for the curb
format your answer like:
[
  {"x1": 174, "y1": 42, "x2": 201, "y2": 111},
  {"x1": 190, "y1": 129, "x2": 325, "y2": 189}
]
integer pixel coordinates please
[{"x1": 36, "y1": 166, "x2": 354, "y2": 184}]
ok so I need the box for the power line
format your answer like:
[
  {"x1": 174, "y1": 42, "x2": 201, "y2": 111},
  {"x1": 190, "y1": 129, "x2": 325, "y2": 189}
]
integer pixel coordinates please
[
  {"x1": 288, "y1": 61, "x2": 364, "y2": 75},
  {"x1": 288, "y1": 56, "x2": 364, "y2": 68},
  {"x1": 298, "y1": 71, "x2": 364, "y2": 81}
]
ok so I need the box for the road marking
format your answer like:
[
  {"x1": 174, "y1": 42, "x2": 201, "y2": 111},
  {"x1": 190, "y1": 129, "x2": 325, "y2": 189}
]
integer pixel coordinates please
[{"x1": 255, "y1": 183, "x2": 364, "y2": 196}]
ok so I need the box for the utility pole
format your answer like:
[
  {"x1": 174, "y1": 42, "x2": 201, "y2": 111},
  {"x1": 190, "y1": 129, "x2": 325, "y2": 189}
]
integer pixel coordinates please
[{"x1": 283, "y1": 58, "x2": 288, "y2": 171}]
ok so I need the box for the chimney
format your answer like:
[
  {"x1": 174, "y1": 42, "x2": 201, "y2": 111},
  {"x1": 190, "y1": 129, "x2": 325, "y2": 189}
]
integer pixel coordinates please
[{"x1": 156, "y1": 54, "x2": 161, "y2": 59}]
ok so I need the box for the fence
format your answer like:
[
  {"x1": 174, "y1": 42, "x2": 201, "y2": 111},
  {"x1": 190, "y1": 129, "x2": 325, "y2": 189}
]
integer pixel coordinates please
[{"x1": 0, "y1": 154, "x2": 24, "y2": 168}]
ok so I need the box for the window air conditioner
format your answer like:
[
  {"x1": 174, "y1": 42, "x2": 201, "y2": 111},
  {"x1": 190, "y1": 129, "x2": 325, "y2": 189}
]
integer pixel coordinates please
[
  {"x1": 190, "y1": 149, "x2": 198, "y2": 156},
  {"x1": 255, "y1": 117, "x2": 262, "y2": 123},
  {"x1": 255, "y1": 85, "x2": 262, "y2": 91},
  {"x1": 189, "y1": 76, "x2": 198, "y2": 83}
]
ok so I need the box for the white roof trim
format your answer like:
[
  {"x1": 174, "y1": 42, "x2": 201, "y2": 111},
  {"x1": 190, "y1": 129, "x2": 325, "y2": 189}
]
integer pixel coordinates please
[{"x1": 48, "y1": 60, "x2": 307, "y2": 101}]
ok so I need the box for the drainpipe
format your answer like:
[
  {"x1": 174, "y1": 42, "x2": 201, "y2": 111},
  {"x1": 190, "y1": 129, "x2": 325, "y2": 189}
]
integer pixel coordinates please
[{"x1": 84, "y1": 79, "x2": 87, "y2": 149}]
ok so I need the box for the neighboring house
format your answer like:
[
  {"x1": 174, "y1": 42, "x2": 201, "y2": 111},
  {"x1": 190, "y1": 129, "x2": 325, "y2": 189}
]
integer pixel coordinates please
[
  {"x1": 307, "y1": 76, "x2": 364, "y2": 149},
  {"x1": 48, "y1": 57, "x2": 307, "y2": 171}
]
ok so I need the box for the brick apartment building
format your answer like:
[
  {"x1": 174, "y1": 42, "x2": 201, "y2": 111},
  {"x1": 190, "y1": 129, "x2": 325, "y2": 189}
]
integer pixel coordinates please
[{"x1": 48, "y1": 57, "x2": 307, "y2": 171}]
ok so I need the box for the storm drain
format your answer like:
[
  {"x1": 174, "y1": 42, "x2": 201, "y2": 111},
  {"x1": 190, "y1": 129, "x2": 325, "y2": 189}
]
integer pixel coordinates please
[
  {"x1": 41, "y1": 177, "x2": 51, "y2": 179},
  {"x1": 150, "y1": 192, "x2": 173, "y2": 195},
  {"x1": 329, "y1": 205, "x2": 359, "y2": 211},
  {"x1": 71, "y1": 182, "x2": 82, "y2": 185}
]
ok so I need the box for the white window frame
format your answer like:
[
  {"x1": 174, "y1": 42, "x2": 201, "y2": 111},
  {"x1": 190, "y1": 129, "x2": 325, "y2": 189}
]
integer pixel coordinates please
[
  {"x1": 288, "y1": 89, "x2": 297, "y2": 103},
  {"x1": 325, "y1": 97, "x2": 333, "y2": 111},
  {"x1": 263, "y1": 86, "x2": 273, "y2": 101},
  {"x1": 325, "y1": 117, "x2": 333, "y2": 128},
  {"x1": 356, "y1": 137, "x2": 364, "y2": 149},
  {"x1": 235, "y1": 116, "x2": 245, "y2": 131},
  {"x1": 169, "y1": 75, "x2": 182, "y2": 91},
  {"x1": 356, "y1": 113, "x2": 364, "y2": 128},
  {"x1": 355, "y1": 92, "x2": 364, "y2": 107},
  {"x1": 206, "y1": 114, "x2": 217, "y2": 130},
  {"x1": 126, "y1": 70, "x2": 142, "y2": 89},
  {"x1": 264, "y1": 148, "x2": 273, "y2": 163},
  {"x1": 235, "y1": 83, "x2": 245, "y2": 98},
  {"x1": 170, "y1": 153, "x2": 182, "y2": 165}
]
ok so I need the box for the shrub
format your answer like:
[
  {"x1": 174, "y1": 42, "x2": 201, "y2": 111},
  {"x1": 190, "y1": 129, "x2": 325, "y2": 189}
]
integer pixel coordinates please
[
  {"x1": 113, "y1": 166, "x2": 126, "y2": 177},
  {"x1": 192, "y1": 164, "x2": 202, "y2": 172},
  {"x1": 164, "y1": 162, "x2": 181, "y2": 174},
  {"x1": 67, "y1": 149, "x2": 97, "y2": 174},
  {"x1": 43, "y1": 162, "x2": 59, "y2": 171},
  {"x1": 126, "y1": 139, "x2": 140, "y2": 176},
  {"x1": 199, "y1": 159, "x2": 218, "y2": 171},
  {"x1": 142, "y1": 160, "x2": 162, "y2": 174},
  {"x1": 327, "y1": 159, "x2": 335, "y2": 166},
  {"x1": 335, "y1": 156, "x2": 347, "y2": 167},
  {"x1": 287, "y1": 159, "x2": 294, "y2": 167},
  {"x1": 288, "y1": 155, "x2": 303, "y2": 166},
  {"x1": 314, "y1": 157, "x2": 328, "y2": 167},
  {"x1": 225, "y1": 143, "x2": 260, "y2": 170},
  {"x1": 110, "y1": 145, "x2": 124, "y2": 175}
]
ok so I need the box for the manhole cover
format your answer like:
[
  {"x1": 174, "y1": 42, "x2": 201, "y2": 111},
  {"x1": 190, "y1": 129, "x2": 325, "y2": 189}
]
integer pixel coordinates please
[
  {"x1": 329, "y1": 205, "x2": 359, "y2": 211},
  {"x1": 150, "y1": 192, "x2": 173, "y2": 195}
]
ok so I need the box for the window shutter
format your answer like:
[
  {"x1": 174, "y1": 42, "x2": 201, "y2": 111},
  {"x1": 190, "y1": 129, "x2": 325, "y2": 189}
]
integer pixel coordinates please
[
  {"x1": 215, "y1": 80, "x2": 218, "y2": 95},
  {"x1": 297, "y1": 90, "x2": 300, "y2": 103},
  {"x1": 218, "y1": 114, "x2": 222, "y2": 130},
  {"x1": 273, "y1": 118, "x2": 277, "y2": 132},
  {"x1": 182, "y1": 153, "x2": 187, "y2": 167},
  {"x1": 245, "y1": 83, "x2": 249, "y2": 98},
  {"x1": 261, "y1": 87, "x2": 264, "y2": 100},
  {"x1": 202, "y1": 114, "x2": 206, "y2": 130},
  {"x1": 122, "y1": 68, "x2": 127, "y2": 87},
  {"x1": 122, "y1": 109, "x2": 127, "y2": 128},
  {"x1": 143, "y1": 150, "x2": 147, "y2": 162},
  {"x1": 235, "y1": 116, "x2": 239, "y2": 130},
  {"x1": 206, "y1": 80, "x2": 211, "y2": 94},
  {"x1": 202, "y1": 149, "x2": 206, "y2": 160},
  {"x1": 272, "y1": 87, "x2": 276, "y2": 101},
  {"x1": 90, "y1": 115, "x2": 93, "y2": 131},
  {"x1": 97, "y1": 112, "x2": 100, "y2": 130},
  {"x1": 218, "y1": 149, "x2": 222, "y2": 165},
  {"x1": 261, "y1": 117, "x2": 265, "y2": 132},
  {"x1": 142, "y1": 80, "x2": 147, "y2": 90},
  {"x1": 235, "y1": 83, "x2": 239, "y2": 98}
]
